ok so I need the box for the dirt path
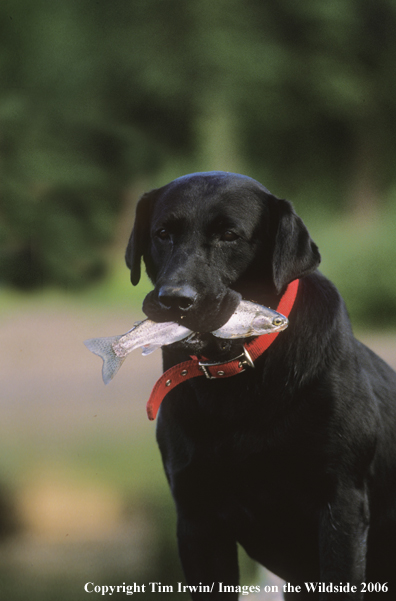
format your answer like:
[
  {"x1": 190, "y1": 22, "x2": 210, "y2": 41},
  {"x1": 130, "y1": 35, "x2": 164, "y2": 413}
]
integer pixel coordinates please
[
  {"x1": 2, "y1": 305, "x2": 394, "y2": 444},
  {"x1": 0, "y1": 304, "x2": 160, "y2": 442}
]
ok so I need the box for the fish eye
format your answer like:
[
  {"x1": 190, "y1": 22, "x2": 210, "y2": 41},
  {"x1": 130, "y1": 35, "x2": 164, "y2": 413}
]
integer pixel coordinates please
[
  {"x1": 156, "y1": 228, "x2": 170, "y2": 240},
  {"x1": 272, "y1": 317, "x2": 284, "y2": 326},
  {"x1": 220, "y1": 230, "x2": 239, "y2": 242}
]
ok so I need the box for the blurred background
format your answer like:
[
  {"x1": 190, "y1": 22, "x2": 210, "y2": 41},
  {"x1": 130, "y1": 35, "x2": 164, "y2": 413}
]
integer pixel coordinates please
[{"x1": 1, "y1": 0, "x2": 396, "y2": 598}]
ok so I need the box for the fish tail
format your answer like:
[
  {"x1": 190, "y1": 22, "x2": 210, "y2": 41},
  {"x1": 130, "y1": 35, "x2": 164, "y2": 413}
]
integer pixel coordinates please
[{"x1": 84, "y1": 336, "x2": 126, "y2": 384}]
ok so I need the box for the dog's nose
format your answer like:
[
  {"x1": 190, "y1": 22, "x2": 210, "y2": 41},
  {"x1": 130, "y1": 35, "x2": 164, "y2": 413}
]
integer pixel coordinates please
[{"x1": 158, "y1": 284, "x2": 197, "y2": 311}]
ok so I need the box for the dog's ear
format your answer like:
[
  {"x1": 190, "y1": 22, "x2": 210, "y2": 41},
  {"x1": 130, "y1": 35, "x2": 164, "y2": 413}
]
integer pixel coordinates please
[
  {"x1": 271, "y1": 198, "x2": 321, "y2": 293},
  {"x1": 125, "y1": 190, "x2": 157, "y2": 285}
]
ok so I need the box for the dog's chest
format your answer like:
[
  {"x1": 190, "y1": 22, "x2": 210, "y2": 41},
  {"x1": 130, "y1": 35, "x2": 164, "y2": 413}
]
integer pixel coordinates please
[{"x1": 167, "y1": 421, "x2": 326, "y2": 510}]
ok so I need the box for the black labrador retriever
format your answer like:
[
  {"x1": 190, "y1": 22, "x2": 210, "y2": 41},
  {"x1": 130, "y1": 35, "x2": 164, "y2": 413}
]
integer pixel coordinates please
[{"x1": 125, "y1": 172, "x2": 396, "y2": 599}]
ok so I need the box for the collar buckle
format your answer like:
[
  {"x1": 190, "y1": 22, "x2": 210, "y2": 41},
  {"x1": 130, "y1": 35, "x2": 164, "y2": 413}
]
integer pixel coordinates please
[{"x1": 198, "y1": 346, "x2": 255, "y2": 379}]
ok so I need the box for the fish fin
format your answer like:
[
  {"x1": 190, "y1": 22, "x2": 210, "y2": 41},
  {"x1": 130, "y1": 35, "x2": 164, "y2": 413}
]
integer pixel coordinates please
[
  {"x1": 84, "y1": 336, "x2": 127, "y2": 384},
  {"x1": 141, "y1": 343, "x2": 161, "y2": 356}
]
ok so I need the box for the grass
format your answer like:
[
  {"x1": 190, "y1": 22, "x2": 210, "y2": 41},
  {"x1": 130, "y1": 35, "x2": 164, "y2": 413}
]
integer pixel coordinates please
[
  {"x1": 0, "y1": 259, "x2": 153, "y2": 316},
  {"x1": 307, "y1": 205, "x2": 396, "y2": 330}
]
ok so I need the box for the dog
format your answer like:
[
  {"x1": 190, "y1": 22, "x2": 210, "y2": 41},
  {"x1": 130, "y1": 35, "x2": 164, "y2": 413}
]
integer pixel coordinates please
[{"x1": 125, "y1": 172, "x2": 396, "y2": 599}]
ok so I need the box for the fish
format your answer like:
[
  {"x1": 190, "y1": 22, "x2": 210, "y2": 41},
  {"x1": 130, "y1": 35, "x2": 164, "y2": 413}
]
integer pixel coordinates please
[
  {"x1": 211, "y1": 300, "x2": 288, "y2": 338},
  {"x1": 84, "y1": 320, "x2": 192, "y2": 385},
  {"x1": 84, "y1": 301, "x2": 288, "y2": 384}
]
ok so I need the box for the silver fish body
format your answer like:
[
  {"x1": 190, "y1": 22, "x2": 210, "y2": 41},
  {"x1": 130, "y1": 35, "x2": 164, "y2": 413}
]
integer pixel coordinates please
[
  {"x1": 84, "y1": 300, "x2": 288, "y2": 384},
  {"x1": 84, "y1": 320, "x2": 191, "y2": 384},
  {"x1": 112, "y1": 320, "x2": 191, "y2": 357},
  {"x1": 212, "y1": 300, "x2": 288, "y2": 338}
]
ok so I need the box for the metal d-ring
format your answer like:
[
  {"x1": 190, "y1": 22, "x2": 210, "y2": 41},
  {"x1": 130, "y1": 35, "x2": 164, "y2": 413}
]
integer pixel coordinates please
[{"x1": 198, "y1": 346, "x2": 255, "y2": 379}]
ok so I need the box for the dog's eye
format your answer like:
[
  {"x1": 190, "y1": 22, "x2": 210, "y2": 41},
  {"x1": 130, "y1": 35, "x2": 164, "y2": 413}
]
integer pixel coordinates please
[
  {"x1": 220, "y1": 230, "x2": 239, "y2": 242},
  {"x1": 156, "y1": 228, "x2": 170, "y2": 240}
]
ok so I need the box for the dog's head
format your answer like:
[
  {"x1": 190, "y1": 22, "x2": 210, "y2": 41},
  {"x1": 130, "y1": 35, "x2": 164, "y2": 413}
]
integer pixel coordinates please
[{"x1": 125, "y1": 172, "x2": 320, "y2": 335}]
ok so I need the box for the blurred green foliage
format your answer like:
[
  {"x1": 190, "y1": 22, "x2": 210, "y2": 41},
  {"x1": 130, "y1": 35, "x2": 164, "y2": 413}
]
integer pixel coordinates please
[
  {"x1": 316, "y1": 198, "x2": 396, "y2": 328},
  {"x1": 1, "y1": 0, "x2": 396, "y2": 322}
]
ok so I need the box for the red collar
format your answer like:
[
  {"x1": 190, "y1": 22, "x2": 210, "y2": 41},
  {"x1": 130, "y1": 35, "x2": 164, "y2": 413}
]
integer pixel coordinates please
[{"x1": 146, "y1": 279, "x2": 299, "y2": 420}]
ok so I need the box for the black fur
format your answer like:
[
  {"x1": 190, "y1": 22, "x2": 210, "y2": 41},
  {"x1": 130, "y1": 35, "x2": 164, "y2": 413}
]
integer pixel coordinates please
[{"x1": 126, "y1": 172, "x2": 396, "y2": 599}]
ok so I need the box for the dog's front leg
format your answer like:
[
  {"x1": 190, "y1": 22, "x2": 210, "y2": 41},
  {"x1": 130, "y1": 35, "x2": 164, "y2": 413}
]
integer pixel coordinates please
[
  {"x1": 177, "y1": 514, "x2": 239, "y2": 600},
  {"x1": 317, "y1": 484, "x2": 369, "y2": 600}
]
